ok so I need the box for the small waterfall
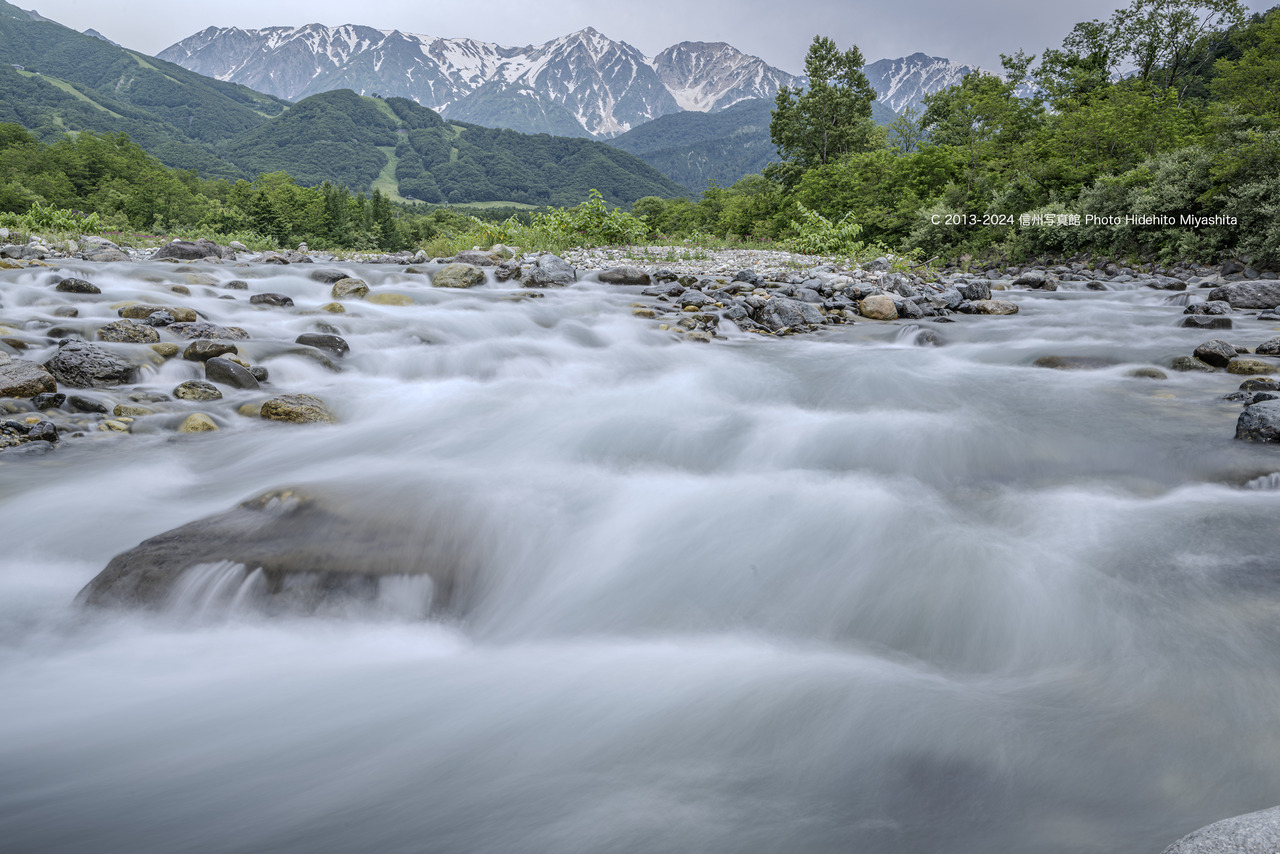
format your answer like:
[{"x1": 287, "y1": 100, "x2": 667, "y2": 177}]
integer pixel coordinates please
[
  {"x1": 1245, "y1": 472, "x2": 1280, "y2": 490},
  {"x1": 167, "y1": 561, "x2": 266, "y2": 618}
]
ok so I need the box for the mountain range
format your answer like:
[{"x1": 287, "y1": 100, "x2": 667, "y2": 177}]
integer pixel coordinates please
[{"x1": 159, "y1": 25, "x2": 974, "y2": 141}]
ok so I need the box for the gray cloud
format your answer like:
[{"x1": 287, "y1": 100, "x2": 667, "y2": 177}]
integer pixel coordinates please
[{"x1": 29, "y1": 0, "x2": 1270, "y2": 75}]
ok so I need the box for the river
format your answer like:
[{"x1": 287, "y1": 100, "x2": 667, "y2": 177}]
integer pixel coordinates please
[{"x1": 2, "y1": 261, "x2": 1279, "y2": 853}]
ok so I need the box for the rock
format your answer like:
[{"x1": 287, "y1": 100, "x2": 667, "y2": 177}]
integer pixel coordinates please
[
  {"x1": 1127, "y1": 367, "x2": 1168, "y2": 379},
  {"x1": 74, "y1": 486, "x2": 461, "y2": 613},
  {"x1": 151, "y1": 238, "x2": 231, "y2": 261},
  {"x1": 113, "y1": 404, "x2": 154, "y2": 417},
  {"x1": 173, "y1": 380, "x2": 222, "y2": 401},
  {"x1": 32, "y1": 392, "x2": 66, "y2": 409},
  {"x1": 598, "y1": 266, "x2": 651, "y2": 286},
  {"x1": 451, "y1": 250, "x2": 498, "y2": 266},
  {"x1": 178, "y1": 413, "x2": 218, "y2": 433},
  {"x1": 1013, "y1": 270, "x2": 1047, "y2": 287},
  {"x1": 964, "y1": 299, "x2": 1019, "y2": 315},
  {"x1": 119, "y1": 304, "x2": 197, "y2": 323},
  {"x1": 759, "y1": 296, "x2": 825, "y2": 331},
  {"x1": 859, "y1": 294, "x2": 899, "y2": 321},
  {"x1": 1255, "y1": 337, "x2": 1280, "y2": 355},
  {"x1": 151, "y1": 343, "x2": 179, "y2": 358},
  {"x1": 183, "y1": 340, "x2": 239, "y2": 362},
  {"x1": 96, "y1": 320, "x2": 160, "y2": 344},
  {"x1": 261, "y1": 393, "x2": 335, "y2": 424},
  {"x1": 632, "y1": 307, "x2": 657, "y2": 318},
  {"x1": 43, "y1": 341, "x2": 135, "y2": 388},
  {"x1": 367, "y1": 292, "x2": 413, "y2": 306},
  {"x1": 1181, "y1": 316, "x2": 1233, "y2": 330},
  {"x1": 20, "y1": 420, "x2": 57, "y2": 443},
  {"x1": 432, "y1": 263, "x2": 486, "y2": 289},
  {"x1": 1033, "y1": 355, "x2": 1118, "y2": 370},
  {"x1": 523, "y1": 254, "x2": 576, "y2": 287},
  {"x1": 52, "y1": 306, "x2": 79, "y2": 318},
  {"x1": 205, "y1": 357, "x2": 260, "y2": 390},
  {"x1": 958, "y1": 281, "x2": 991, "y2": 301},
  {"x1": 307, "y1": 269, "x2": 351, "y2": 285},
  {"x1": 330, "y1": 278, "x2": 369, "y2": 299},
  {"x1": 55, "y1": 277, "x2": 100, "y2": 294},
  {"x1": 1228, "y1": 358, "x2": 1274, "y2": 375},
  {"x1": 143, "y1": 310, "x2": 177, "y2": 327},
  {"x1": 167, "y1": 322, "x2": 249, "y2": 341},
  {"x1": 1184, "y1": 300, "x2": 1231, "y2": 316},
  {"x1": 1240, "y1": 378, "x2": 1280, "y2": 391},
  {"x1": 0, "y1": 358, "x2": 57, "y2": 398},
  {"x1": 1208, "y1": 281, "x2": 1280, "y2": 309},
  {"x1": 321, "y1": 302, "x2": 346, "y2": 314},
  {"x1": 294, "y1": 333, "x2": 349, "y2": 358},
  {"x1": 1170, "y1": 356, "x2": 1215, "y2": 372},
  {"x1": 1193, "y1": 339, "x2": 1237, "y2": 368},
  {"x1": 249, "y1": 293, "x2": 294, "y2": 307},
  {"x1": 68, "y1": 395, "x2": 108, "y2": 413},
  {"x1": 1238, "y1": 401, "x2": 1280, "y2": 442}
]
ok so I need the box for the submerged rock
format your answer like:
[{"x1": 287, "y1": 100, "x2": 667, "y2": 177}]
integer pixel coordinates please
[
  {"x1": 75, "y1": 487, "x2": 466, "y2": 614},
  {"x1": 1161, "y1": 805, "x2": 1280, "y2": 853}
]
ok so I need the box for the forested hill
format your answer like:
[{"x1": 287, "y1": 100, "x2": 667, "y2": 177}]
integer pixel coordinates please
[
  {"x1": 226, "y1": 91, "x2": 690, "y2": 206},
  {"x1": 0, "y1": 0, "x2": 286, "y2": 177}
]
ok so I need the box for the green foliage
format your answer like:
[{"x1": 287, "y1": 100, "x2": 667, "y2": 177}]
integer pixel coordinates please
[
  {"x1": 783, "y1": 204, "x2": 867, "y2": 256},
  {"x1": 0, "y1": 201, "x2": 98, "y2": 233},
  {"x1": 529, "y1": 190, "x2": 649, "y2": 246},
  {"x1": 770, "y1": 36, "x2": 879, "y2": 169}
]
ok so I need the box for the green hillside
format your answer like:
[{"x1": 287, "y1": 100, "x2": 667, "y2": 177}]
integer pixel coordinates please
[
  {"x1": 0, "y1": 0, "x2": 287, "y2": 178},
  {"x1": 609, "y1": 98, "x2": 898, "y2": 190},
  {"x1": 228, "y1": 91, "x2": 689, "y2": 206}
]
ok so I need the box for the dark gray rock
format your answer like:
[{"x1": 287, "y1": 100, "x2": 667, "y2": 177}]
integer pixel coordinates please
[
  {"x1": 307, "y1": 269, "x2": 350, "y2": 285},
  {"x1": 758, "y1": 296, "x2": 824, "y2": 331},
  {"x1": 224, "y1": 280, "x2": 249, "y2": 290},
  {"x1": 43, "y1": 341, "x2": 135, "y2": 388},
  {"x1": 168, "y1": 322, "x2": 249, "y2": 341},
  {"x1": 1255, "y1": 337, "x2": 1280, "y2": 355},
  {"x1": 54, "y1": 277, "x2": 100, "y2": 294},
  {"x1": 1194, "y1": 339, "x2": 1238, "y2": 368},
  {"x1": 597, "y1": 266, "x2": 651, "y2": 286},
  {"x1": 1241, "y1": 378, "x2": 1280, "y2": 391},
  {"x1": 183, "y1": 340, "x2": 239, "y2": 362},
  {"x1": 1181, "y1": 316, "x2": 1233, "y2": 330},
  {"x1": 68, "y1": 395, "x2": 108, "y2": 413},
  {"x1": 31, "y1": 392, "x2": 65, "y2": 409},
  {"x1": 733, "y1": 269, "x2": 763, "y2": 287},
  {"x1": 249, "y1": 293, "x2": 294, "y2": 307},
  {"x1": 1161, "y1": 806, "x2": 1280, "y2": 853},
  {"x1": 152, "y1": 238, "x2": 231, "y2": 261},
  {"x1": 1013, "y1": 270, "x2": 1047, "y2": 287},
  {"x1": 75, "y1": 487, "x2": 466, "y2": 614},
  {"x1": 1237, "y1": 401, "x2": 1280, "y2": 442},
  {"x1": 452, "y1": 250, "x2": 498, "y2": 266},
  {"x1": 295, "y1": 333, "x2": 349, "y2": 358},
  {"x1": 26, "y1": 420, "x2": 57, "y2": 443},
  {"x1": 204, "y1": 356, "x2": 260, "y2": 390},
  {"x1": 1208, "y1": 281, "x2": 1280, "y2": 309},
  {"x1": 1184, "y1": 300, "x2": 1231, "y2": 315},
  {"x1": 144, "y1": 311, "x2": 177, "y2": 327},
  {"x1": 958, "y1": 281, "x2": 991, "y2": 301}
]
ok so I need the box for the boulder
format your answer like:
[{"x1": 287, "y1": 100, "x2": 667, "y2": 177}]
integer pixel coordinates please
[
  {"x1": 1193, "y1": 339, "x2": 1237, "y2": 368},
  {"x1": 1237, "y1": 401, "x2": 1280, "y2": 442},
  {"x1": 432, "y1": 263, "x2": 486, "y2": 289},
  {"x1": 167, "y1": 321, "x2": 249, "y2": 341},
  {"x1": 96, "y1": 320, "x2": 160, "y2": 344},
  {"x1": 249, "y1": 293, "x2": 294, "y2": 307},
  {"x1": 55, "y1": 277, "x2": 100, "y2": 294},
  {"x1": 0, "y1": 355, "x2": 57, "y2": 398},
  {"x1": 963, "y1": 299, "x2": 1019, "y2": 315},
  {"x1": 261, "y1": 393, "x2": 335, "y2": 424},
  {"x1": 330, "y1": 278, "x2": 369, "y2": 299},
  {"x1": 294, "y1": 333, "x2": 349, "y2": 358},
  {"x1": 522, "y1": 254, "x2": 576, "y2": 287},
  {"x1": 307, "y1": 268, "x2": 350, "y2": 285},
  {"x1": 451, "y1": 250, "x2": 498, "y2": 266},
  {"x1": 597, "y1": 266, "x2": 652, "y2": 286},
  {"x1": 1255, "y1": 337, "x2": 1280, "y2": 355},
  {"x1": 1181, "y1": 316, "x2": 1232, "y2": 330},
  {"x1": 43, "y1": 341, "x2": 135, "y2": 388},
  {"x1": 1161, "y1": 806, "x2": 1280, "y2": 853},
  {"x1": 1228, "y1": 358, "x2": 1274, "y2": 375},
  {"x1": 178, "y1": 413, "x2": 218, "y2": 432},
  {"x1": 758, "y1": 296, "x2": 825, "y2": 331},
  {"x1": 1207, "y1": 281, "x2": 1280, "y2": 309},
  {"x1": 859, "y1": 294, "x2": 899, "y2": 320},
  {"x1": 204, "y1": 356, "x2": 259, "y2": 390},
  {"x1": 74, "y1": 486, "x2": 463, "y2": 613},
  {"x1": 173, "y1": 380, "x2": 222, "y2": 401},
  {"x1": 119, "y1": 304, "x2": 198, "y2": 323},
  {"x1": 152, "y1": 238, "x2": 232, "y2": 261},
  {"x1": 183, "y1": 340, "x2": 238, "y2": 362}
]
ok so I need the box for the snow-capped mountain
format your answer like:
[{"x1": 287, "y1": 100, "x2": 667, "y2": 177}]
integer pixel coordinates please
[
  {"x1": 862, "y1": 52, "x2": 976, "y2": 115},
  {"x1": 160, "y1": 25, "x2": 799, "y2": 138},
  {"x1": 161, "y1": 25, "x2": 984, "y2": 138}
]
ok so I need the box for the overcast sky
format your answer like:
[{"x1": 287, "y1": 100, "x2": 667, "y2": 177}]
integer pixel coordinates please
[{"x1": 24, "y1": 0, "x2": 1271, "y2": 73}]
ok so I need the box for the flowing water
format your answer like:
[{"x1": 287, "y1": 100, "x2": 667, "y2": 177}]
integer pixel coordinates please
[{"x1": 3, "y1": 263, "x2": 1280, "y2": 853}]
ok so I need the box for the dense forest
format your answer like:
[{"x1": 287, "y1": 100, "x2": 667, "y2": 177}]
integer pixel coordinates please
[{"x1": 635, "y1": 0, "x2": 1280, "y2": 266}]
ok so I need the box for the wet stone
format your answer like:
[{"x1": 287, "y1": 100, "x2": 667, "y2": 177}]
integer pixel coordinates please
[
  {"x1": 54, "y1": 277, "x2": 101, "y2": 294},
  {"x1": 173, "y1": 380, "x2": 222, "y2": 402},
  {"x1": 96, "y1": 320, "x2": 159, "y2": 344},
  {"x1": 183, "y1": 340, "x2": 239, "y2": 362},
  {"x1": 261, "y1": 393, "x2": 336, "y2": 424},
  {"x1": 295, "y1": 333, "x2": 349, "y2": 358},
  {"x1": 205, "y1": 357, "x2": 260, "y2": 390},
  {"x1": 250, "y1": 293, "x2": 294, "y2": 307}
]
